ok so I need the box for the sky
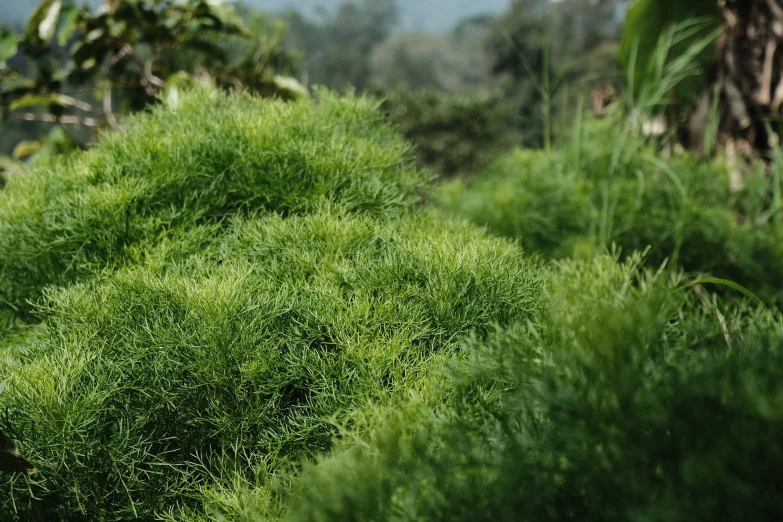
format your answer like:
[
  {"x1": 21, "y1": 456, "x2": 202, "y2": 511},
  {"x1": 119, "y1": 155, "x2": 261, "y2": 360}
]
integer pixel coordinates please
[{"x1": 0, "y1": 0, "x2": 511, "y2": 33}]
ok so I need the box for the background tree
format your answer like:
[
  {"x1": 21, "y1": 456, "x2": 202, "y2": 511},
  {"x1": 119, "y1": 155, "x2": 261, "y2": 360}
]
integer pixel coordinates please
[
  {"x1": 715, "y1": 0, "x2": 783, "y2": 155},
  {"x1": 485, "y1": 0, "x2": 627, "y2": 148},
  {"x1": 369, "y1": 0, "x2": 630, "y2": 175},
  {"x1": 0, "y1": 0, "x2": 305, "y2": 169},
  {"x1": 370, "y1": 15, "x2": 499, "y2": 94},
  {"x1": 287, "y1": 0, "x2": 398, "y2": 91},
  {"x1": 381, "y1": 89, "x2": 522, "y2": 177},
  {"x1": 619, "y1": 0, "x2": 783, "y2": 158},
  {"x1": 484, "y1": 0, "x2": 549, "y2": 147}
]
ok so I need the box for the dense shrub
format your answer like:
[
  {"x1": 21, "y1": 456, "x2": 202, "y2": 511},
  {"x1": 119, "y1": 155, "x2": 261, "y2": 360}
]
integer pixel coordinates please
[
  {"x1": 0, "y1": 87, "x2": 428, "y2": 320},
  {"x1": 437, "y1": 149, "x2": 596, "y2": 258},
  {"x1": 381, "y1": 89, "x2": 521, "y2": 177},
  {"x1": 283, "y1": 255, "x2": 783, "y2": 522},
  {"x1": 437, "y1": 140, "x2": 783, "y2": 303},
  {"x1": 0, "y1": 92, "x2": 539, "y2": 520},
  {"x1": 3, "y1": 73, "x2": 780, "y2": 522}
]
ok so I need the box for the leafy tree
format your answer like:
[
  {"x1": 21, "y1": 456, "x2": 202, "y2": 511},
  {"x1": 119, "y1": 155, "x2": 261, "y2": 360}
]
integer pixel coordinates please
[
  {"x1": 485, "y1": 0, "x2": 627, "y2": 148},
  {"x1": 286, "y1": 0, "x2": 398, "y2": 91},
  {"x1": 0, "y1": 0, "x2": 305, "y2": 168},
  {"x1": 382, "y1": 89, "x2": 521, "y2": 177},
  {"x1": 370, "y1": 16, "x2": 499, "y2": 94},
  {"x1": 367, "y1": 16, "x2": 519, "y2": 177},
  {"x1": 486, "y1": 0, "x2": 549, "y2": 82},
  {"x1": 619, "y1": 0, "x2": 783, "y2": 157}
]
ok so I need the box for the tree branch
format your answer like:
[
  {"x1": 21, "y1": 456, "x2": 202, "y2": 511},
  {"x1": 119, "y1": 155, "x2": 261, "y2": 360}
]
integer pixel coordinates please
[
  {"x1": 103, "y1": 87, "x2": 120, "y2": 129},
  {"x1": 772, "y1": 56, "x2": 783, "y2": 111},
  {"x1": 10, "y1": 112, "x2": 102, "y2": 127},
  {"x1": 58, "y1": 94, "x2": 94, "y2": 112},
  {"x1": 758, "y1": 37, "x2": 777, "y2": 106}
]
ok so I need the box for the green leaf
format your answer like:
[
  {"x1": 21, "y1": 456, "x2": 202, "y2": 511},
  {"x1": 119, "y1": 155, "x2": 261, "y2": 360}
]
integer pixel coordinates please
[
  {"x1": 162, "y1": 11, "x2": 182, "y2": 30},
  {"x1": 683, "y1": 278, "x2": 765, "y2": 308},
  {"x1": 8, "y1": 93, "x2": 66, "y2": 111},
  {"x1": 0, "y1": 29, "x2": 18, "y2": 63},
  {"x1": 196, "y1": 0, "x2": 248, "y2": 35},
  {"x1": 26, "y1": 0, "x2": 63, "y2": 44},
  {"x1": 271, "y1": 75, "x2": 310, "y2": 101},
  {"x1": 85, "y1": 28, "x2": 104, "y2": 42},
  {"x1": 619, "y1": 0, "x2": 721, "y2": 103},
  {"x1": 201, "y1": 0, "x2": 232, "y2": 25},
  {"x1": 0, "y1": 72, "x2": 35, "y2": 93},
  {"x1": 108, "y1": 19, "x2": 128, "y2": 38},
  {"x1": 183, "y1": 38, "x2": 226, "y2": 61},
  {"x1": 57, "y1": 5, "x2": 80, "y2": 46},
  {"x1": 162, "y1": 71, "x2": 195, "y2": 108},
  {"x1": 12, "y1": 141, "x2": 43, "y2": 159},
  {"x1": 50, "y1": 61, "x2": 75, "y2": 83}
]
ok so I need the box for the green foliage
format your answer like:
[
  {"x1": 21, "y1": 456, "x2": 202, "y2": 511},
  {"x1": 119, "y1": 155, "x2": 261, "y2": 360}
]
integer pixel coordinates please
[
  {"x1": 370, "y1": 17, "x2": 499, "y2": 94},
  {"x1": 0, "y1": 87, "x2": 540, "y2": 520},
  {"x1": 282, "y1": 255, "x2": 783, "y2": 522},
  {"x1": 488, "y1": 0, "x2": 626, "y2": 79},
  {"x1": 437, "y1": 149, "x2": 595, "y2": 255},
  {"x1": 0, "y1": 0, "x2": 306, "y2": 161},
  {"x1": 619, "y1": 1, "x2": 721, "y2": 106},
  {"x1": 382, "y1": 90, "x2": 521, "y2": 177},
  {"x1": 436, "y1": 105, "x2": 783, "y2": 304},
  {"x1": 0, "y1": 28, "x2": 17, "y2": 63},
  {"x1": 2, "y1": 5, "x2": 782, "y2": 521},
  {"x1": 0, "y1": 86, "x2": 428, "y2": 319},
  {"x1": 485, "y1": 0, "x2": 549, "y2": 82},
  {"x1": 0, "y1": 210, "x2": 538, "y2": 520},
  {"x1": 483, "y1": 0, "x2": 628, "y2": 149},
  {"x1": 286, "y1": 0, "x2": 398, "y2": 92}
]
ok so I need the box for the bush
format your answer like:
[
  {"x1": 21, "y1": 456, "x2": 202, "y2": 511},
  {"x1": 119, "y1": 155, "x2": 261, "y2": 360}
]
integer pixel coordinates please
[
  {"x1": 381, "y1": 89, "x2": 521, "y2": 177},
  {"x1": 0, "y1": 90, "x2": 540, "y2": 519},
  {"x1": 0, "y1": 86, "x2": 428, "y2": 320},
  {"x1": 437, "y1": 149, "x2": 595, "y2": 259},
  {"x1": 283, "y1": 255, "x2": 783, "y2": 522},
  {"x1": 436, "y1": 139, "x2": 783, "y2": 303}
]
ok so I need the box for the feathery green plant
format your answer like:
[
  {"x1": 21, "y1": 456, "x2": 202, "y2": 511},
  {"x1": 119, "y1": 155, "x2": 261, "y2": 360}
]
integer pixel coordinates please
[
  {"x1": 0, "y1": 86, "x2": 428, "y2": 321},
  {"x1": 437, "y1": 138, "x2": 783, "y2": 304},
  {"x1": 0, "y1": 86, "x2": 540, "y2": 520},
  {"x1": 281, "y1": 255, "x2": 783, "y2": 522},
  {"x1": 436, "y1": 21, "x2": 783, "y2": 305}
]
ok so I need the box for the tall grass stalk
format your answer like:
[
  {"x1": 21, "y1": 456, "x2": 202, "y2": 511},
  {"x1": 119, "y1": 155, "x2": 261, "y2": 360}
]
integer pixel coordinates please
[
  {"x1": 541, "y1": 33, "x2": 551, "y2": 153},
  {"x1": 770, "y1": 136, "x2": 783, "y2": 227},
  {"x1": 594, "y1": 19, "x2": 720, "y2": 250},
  {"x1": 703, "y1": 77, "x2": 723, "y2": 156},
  {"x1": 570, "y1": 94, "x2": 585, "y2": 178},
  {"x1": 500, "y1": 28, "x2": 575, "y2": 152}
]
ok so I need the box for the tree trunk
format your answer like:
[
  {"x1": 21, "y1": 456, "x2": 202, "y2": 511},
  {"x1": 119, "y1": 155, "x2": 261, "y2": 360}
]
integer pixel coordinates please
[{"x1": 714, "y1": 0, "x2": 783, "y2": 156}]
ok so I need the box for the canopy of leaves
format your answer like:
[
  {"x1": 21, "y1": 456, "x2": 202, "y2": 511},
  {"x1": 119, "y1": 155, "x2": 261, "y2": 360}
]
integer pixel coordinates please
[
  {"x1": 285, "y1": 0, "x2": 398, "y2": 92},
  {"x1": 382, "y1": 89, "x2": 522, "y2": 177},
  {"x1": 0, "y1": 0, "x2": 305, "y2": 162}
]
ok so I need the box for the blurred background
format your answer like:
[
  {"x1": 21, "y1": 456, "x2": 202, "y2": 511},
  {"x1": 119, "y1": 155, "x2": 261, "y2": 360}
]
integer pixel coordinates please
[
  {"x1": 0, "y1": 0, "x2": 780, "y2": 181},
  {"x1": 0, "y1": 0, "x2": 634, "y2": 176}
]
